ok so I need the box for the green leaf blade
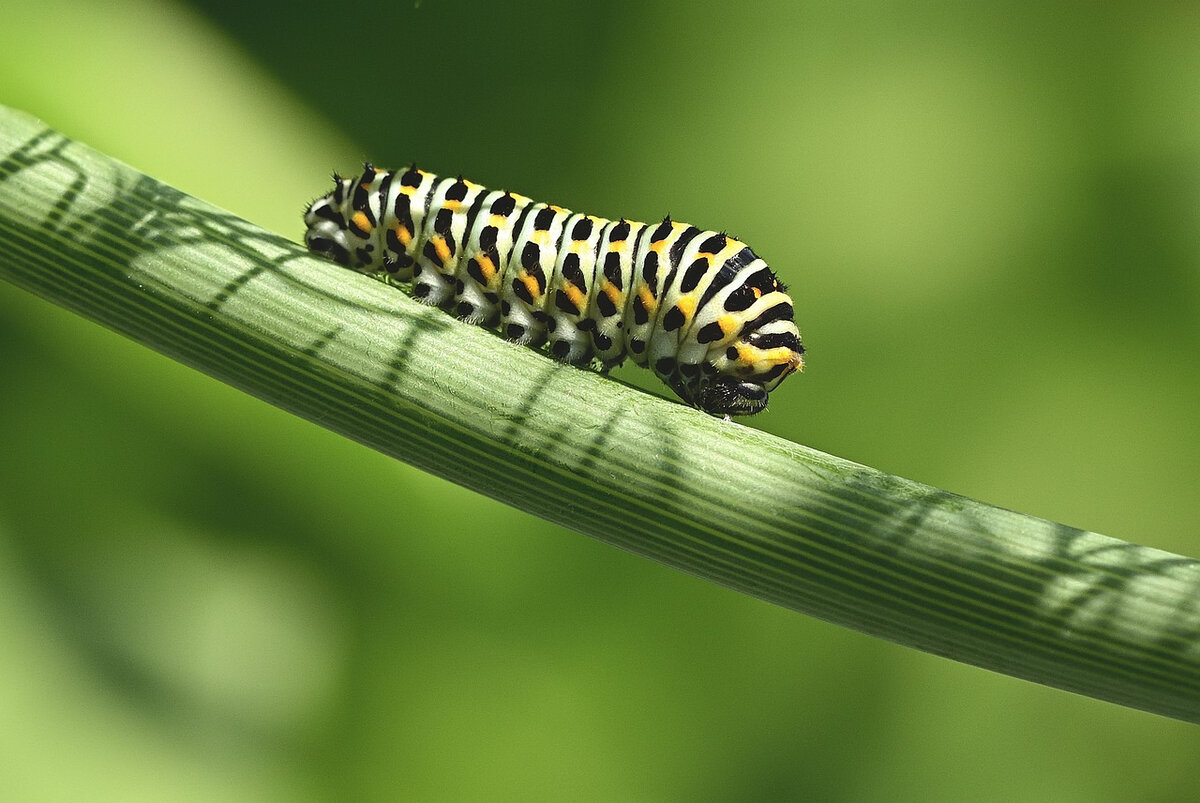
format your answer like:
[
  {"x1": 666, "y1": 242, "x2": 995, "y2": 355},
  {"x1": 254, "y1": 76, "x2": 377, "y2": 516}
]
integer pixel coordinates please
[{"x1": 2, "y1": 104, "x2": 1197, "y2": 722}]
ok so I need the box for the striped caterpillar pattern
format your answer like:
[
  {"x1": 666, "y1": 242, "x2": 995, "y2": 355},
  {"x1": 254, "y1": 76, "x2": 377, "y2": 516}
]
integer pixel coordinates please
[{"x1": 303, "y1": 163, "x2": 804, "y2": 415}]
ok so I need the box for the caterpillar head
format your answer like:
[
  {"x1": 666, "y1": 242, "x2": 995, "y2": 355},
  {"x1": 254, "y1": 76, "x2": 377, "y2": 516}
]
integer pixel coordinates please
[
  {"x1": 683, "y1": 373, "x2": 773, "y2": 416},
  {"x1": 685, "y1": 298, "x2": 804, "y2": 416},
  {"x1": 668, "y1": 344, "x2": 803, "y2": 417}
]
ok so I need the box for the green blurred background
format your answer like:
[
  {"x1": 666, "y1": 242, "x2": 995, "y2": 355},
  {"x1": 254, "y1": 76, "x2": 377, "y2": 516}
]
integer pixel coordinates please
[{"x1": 2, "y1": 0, "x2": 1199, "y2": 799}]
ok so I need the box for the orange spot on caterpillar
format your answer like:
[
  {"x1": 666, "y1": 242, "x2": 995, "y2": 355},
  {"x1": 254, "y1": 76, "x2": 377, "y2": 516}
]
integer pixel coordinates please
[
  {"x1": 637, "y1": 285, "x2": 657, "y2": 314},
  {"x1": 432, "y1": 236, "x2": 451, "y2": 263},
  {"x1": 717, "y1": 314, "x2": 737, "y2": 338},
  {"x1": 521, "y1": 272, "x2": 542, "y2": 301},
  {"x1": 564, "y1": 283, "x2": 585, "y2": 309},
  {"x1": 476, "y1": 254, "x2": 497, "y2": 282},
  {"x1": 602, "y1": 282, "x2": 621, "y2": 306}
]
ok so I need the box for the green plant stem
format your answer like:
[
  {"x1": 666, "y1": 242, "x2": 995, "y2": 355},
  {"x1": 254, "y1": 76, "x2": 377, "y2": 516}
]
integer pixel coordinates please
[{"x1": 1, "y1": 105, "x2": 1197, "y2": 722}]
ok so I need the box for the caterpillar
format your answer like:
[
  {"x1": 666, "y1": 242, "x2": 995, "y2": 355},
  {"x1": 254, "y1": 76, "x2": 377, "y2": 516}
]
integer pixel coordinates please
[{"x1": 303, "y1": 163, "x2": 804, "y2": 415}]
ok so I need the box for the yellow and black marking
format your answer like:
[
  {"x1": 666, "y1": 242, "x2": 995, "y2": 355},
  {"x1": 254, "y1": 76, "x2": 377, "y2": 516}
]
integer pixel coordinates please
[{"x1": 303, "y1": 163, "x2": 804, "y2": 415}]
